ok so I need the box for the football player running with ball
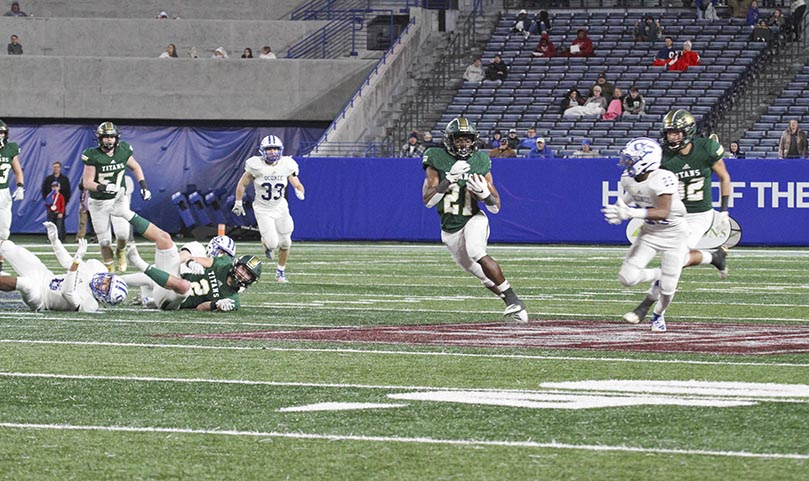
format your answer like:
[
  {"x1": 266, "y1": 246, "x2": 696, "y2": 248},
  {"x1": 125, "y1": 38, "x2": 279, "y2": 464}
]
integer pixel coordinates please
[
  {"x1": 625, "y1": 110, "x2": 732, "y2": 324},
  {"x1": 232, "y1": 135, "x2": 304, "y2": 283},
  {"x1": 602, "y1": 138, "x2": 690, "y2": 332},
  {"x1": 422, "y1": 118, "x2": 527, "y2": 323}
]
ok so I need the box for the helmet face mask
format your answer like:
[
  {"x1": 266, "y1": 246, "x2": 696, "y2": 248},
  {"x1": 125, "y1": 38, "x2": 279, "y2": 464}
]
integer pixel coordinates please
[
  {"x1": 443, "y1": 117, "x2": 479, "y2": 159},
  {"x1": 620, "y1": 137, "x2": 663, "y2": 178},
  {"x1": 259, "y1": 135, "x2": 284, "y2": 164},
  {"x1": 206, "y1": 235, "x2": 236, "y2": 257},
  {"x1": 0, "y1": 120, "x2": 8, "y2": 147},
  {"x1": 230, "y1": 255, "x2": 262, "y2": 288},
  {"x1": 96, "y1": 122, "x2": 120, "y2": 152},
  {"x1": 660, "y1": 109, "x2": 696, "y2": 151},
  {"x1": 89, "y1": 272, "x2": 129, "y2": 306}
]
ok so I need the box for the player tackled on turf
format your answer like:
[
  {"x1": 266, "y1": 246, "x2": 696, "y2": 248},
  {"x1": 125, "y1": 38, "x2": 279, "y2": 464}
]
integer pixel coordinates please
[
  {"x1": 110, "y1": 194, "x2": 261, "y2": 311},
  {"x1": 602, "y1": 138, "x2": 690, "y2": 332},
  {"x1": 422, "y1": 118, "x2": 527, "y2": 323}
]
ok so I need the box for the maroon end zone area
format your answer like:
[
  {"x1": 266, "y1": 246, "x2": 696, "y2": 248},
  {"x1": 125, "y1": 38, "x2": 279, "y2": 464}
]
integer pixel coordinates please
[{"x1": 172, "y1": 320, "x2": 809, "y2": 355}]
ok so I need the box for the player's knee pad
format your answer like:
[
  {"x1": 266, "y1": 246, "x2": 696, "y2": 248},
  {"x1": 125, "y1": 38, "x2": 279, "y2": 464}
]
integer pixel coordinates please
[
  {"x1": 278, "y1": 234, "x2": 292, "y2": 250},
  {"x1": 617, "y1": 265, "x2": 642, "y2": 287},
  {"x1": 658, "y1": 273, "x2": 680, "y2": 296},
  {"x1": 0, "y1": 228, "x2": 9, "y2": 241},
  {"x1": 98, "y1": 233, "x2": 112, "y2": 248}
]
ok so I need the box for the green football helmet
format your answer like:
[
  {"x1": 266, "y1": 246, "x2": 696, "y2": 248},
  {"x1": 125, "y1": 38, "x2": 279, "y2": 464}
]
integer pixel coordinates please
[
  {"x1": 443, "y1": 117, "x2": 480, "y2": 159},
  {"x1": 0, "y1": 120, "x2": 8, "y2": 145},
  {"x1": 231, "y1": 255, "x2": 262, "y2": 288},
  {"x1": 96, "y1": 121, "x2": 120, "y2": 151},
  {"x1": 660, "y1": 109, "x2": 697, "y2": 151}
]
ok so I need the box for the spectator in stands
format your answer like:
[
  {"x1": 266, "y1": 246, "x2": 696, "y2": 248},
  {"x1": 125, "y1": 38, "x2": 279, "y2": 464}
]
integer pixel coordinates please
[
  {"x1": 751, "y1": 19, "x2": 773, "y2": 44},
  {"x1": 41, "y1": 161, "x2": 72, "y2": 214},
  {"x1": 527, "y1": 138, "x2": 554, "y2": 159},
  {"x1": 727, "y1": 141, "x2": 744, "y2": 159},
  {"x1": 44, "y1": 182, "x2": 66, "y2": 242},
  {"x1": 531, "y1": 33, "x2": 556, "y2": 57},
  {"x1": 188, "y1": 47, "x2": 199, "y2": 58},
  {"x1": 792, "y1": 0, "x2": 807, "y2": 41},
  {"x1": 564, "y1": 85, "x2": 607, "y2": 117},
  {"x1": 561, "y1": 29, "x2": 594, "y2": 57},
  {"x1": 779, "y1": 119, "x2": 808, "y2": 158},
  {"x1": 571, "y1": 139, "x2": 599, "y2": 158},
  {"x1": 488, "y1": 129, "x2": 504, "y2": 149},
  {"x1": 603, "y1": 86, "x2": 624, "y2": 121},
  {"x1": 259, "y1": 46, "x2": 277, "y2": 59},
  {"x1": 484, "y1": 55, "x2": 508, "y2": 82},
  {"x1": 668, "y1": 40, "x2": 701, "y2": 71},
  {"x1": 4, "y1": 2, "x2": 27, "y2": 16},
  {"x1": 728, "y1": 0, "x2": 753, "y2": 19},
  {"x1": 212, "y1": 47, "x2": 229, "y2": 59},
  {"x1": 518, "y1": 128, "x2": 540, "y2": 150},
  {"x1": 529, "y1": 10, "x2": 552, "y2": 36},
  {"x1": 512, "y1": 9, "x2": 532, "y2": 38},
  {"x1": 400, "y1": 132, "x2": 424, "y2": 158},
  {"x1": 768, "y1": 8, "x2": 791, "y2": 45},
  {"x1": 7, "y1": 35, "x2": 22, "y2": 55},
  {"x1": 634, "y1": 15, "x2": 662, "y2": 42},
  {"x1": 623, "y1": 86, "x2": 647, "y2": 115},
  {"x1": 464, "y1": 58, "x2": 485, "y2": 83},
  {"x1": 589, "y1": 72, "x2": 614, "y2": 100},
  {"x1": 422, "y1": 131, "x2": 439, "y2": 149},
  {"x1": 159, "y1": 44, "x2": 178, "y2": 58},
  {"x1": 654, "y1": 36, "x2": 677, "y2": 64},
  {"x1": 705, "y1": 1, "x2": 720, "y2": 22},
  {"x1": 490, "y1": 138, "x2": 517, "y2": 158},
  {"x1": 747, "y1": 1, "x2": 760, "y2": 27},
  {"x1": 505, "y1": 128, "x2": 521, "y2": 150},
  {"x1": 241, "y1": 48, "x2": 254, "y2": 59},
  {"x1": 560, "y1": 88, "x2": 585, "y2": 113}
]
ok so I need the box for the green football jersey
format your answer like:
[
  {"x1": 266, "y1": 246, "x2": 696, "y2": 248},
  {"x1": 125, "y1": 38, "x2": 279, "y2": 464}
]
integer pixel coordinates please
[
  {"x1": 661, "y1": 137, "x2": 725, "y2": 214},
  {"x1": 81, "y1": 140, "x2": 133, "y2": 200},
  {"x1": 180, "y1": 256, "x2": 241, "y2": 310},
  {"x1": 0, "y1": 142, "x2": 21, "y2": 190},
  {"x1": 422, "y1": 147, "x2": 492, "y2": 233}
]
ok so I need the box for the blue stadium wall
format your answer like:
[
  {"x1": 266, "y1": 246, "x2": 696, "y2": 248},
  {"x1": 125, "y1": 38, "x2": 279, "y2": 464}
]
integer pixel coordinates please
[{"x1": 7, "y1": 125, "x2": 808, "y2": 246}]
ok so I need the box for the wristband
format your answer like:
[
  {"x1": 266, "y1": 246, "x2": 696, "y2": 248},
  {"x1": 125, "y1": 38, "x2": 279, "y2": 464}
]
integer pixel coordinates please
[
  {"x1": 629, "y1": 208, "x2": 648, "y2": 219},
  {"x1": 16, "y1": 182, "x2": 23, "y2": 188},
  {"x1": 720, "y1": 195, "x2": 729, "y2": 212},
  {"x1": 96, "y1": 184, "x2": 106, "y2": 193},
  {"x1": 139, "y1": 179, "x2": 148, "y2": 190},
  {"x1": 210, "y1": 300, "x2": 218, "y2": 311},
  {"x1": 435, "y1": 178, "x2": 451, "y2": 194}
]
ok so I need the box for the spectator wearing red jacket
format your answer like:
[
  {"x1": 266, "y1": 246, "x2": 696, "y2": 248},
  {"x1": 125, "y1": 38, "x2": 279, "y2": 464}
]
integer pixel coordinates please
[
  {"x1": 562, "y1": 29, "x2": 594, "y2": 57},
  {"x1": 531, "y1": 33, "x2": 556, "y2": 57},
  {"x1": 667, "y1": 40, "x2": 701, "y2": 71},
  {"x1": 45, "y1": 181, "x2": 66, "y2": 242}
]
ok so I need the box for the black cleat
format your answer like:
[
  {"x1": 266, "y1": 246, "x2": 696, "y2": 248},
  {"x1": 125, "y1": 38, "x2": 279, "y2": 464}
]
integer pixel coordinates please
[
  {"x1": 623, "y1": 297, "x2": 654, "y2": 324},
  {"x1": 711, "y1": 245, "x2": 729, "y2": 279}
]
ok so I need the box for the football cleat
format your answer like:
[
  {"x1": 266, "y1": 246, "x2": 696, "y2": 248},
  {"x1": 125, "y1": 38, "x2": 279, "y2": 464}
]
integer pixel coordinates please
[
  {"x1": 623, "y1": 281, "x2": 659, "y2": 324},
  {"x1": 504, "y1": 302, "x2": 528, "y2": 324},
  {"x1": 264, "y1": 247, "x2": 274, "y2": 261},
  {"x1": 651, "y1": 313, "x2": 667, "y2": 332},
  {"x1": 275, "y1": 269, "x2": 289, "y2": 283},
  {"x1": 711, "y1": 245, "x2": 729, "y2": 279}
]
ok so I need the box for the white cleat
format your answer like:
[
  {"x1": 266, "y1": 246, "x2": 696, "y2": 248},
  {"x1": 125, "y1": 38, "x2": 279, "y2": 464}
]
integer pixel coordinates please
[
  {"x1": 275, "y1": 270, "x2": 289, "y2": 283},
  {"x1": 504, "y1": 303, "x2": 528, "y2": 324},
  {"x1": 623, "y1": 311, "x2": 641, "y2": 324},
  {"x1": 651, "y1": 313, "x2": 667, "y2": 332}
]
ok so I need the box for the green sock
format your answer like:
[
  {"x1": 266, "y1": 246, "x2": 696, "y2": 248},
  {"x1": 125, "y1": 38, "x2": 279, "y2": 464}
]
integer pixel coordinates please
[
  {"x1": 130, "y1": 214, "x2": 152, "y2": 236},
  {"x1": 144, "y1": 265, "x2": 171, "y2": 287}
]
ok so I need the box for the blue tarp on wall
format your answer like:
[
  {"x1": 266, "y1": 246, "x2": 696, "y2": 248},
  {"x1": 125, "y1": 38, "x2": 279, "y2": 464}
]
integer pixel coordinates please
[
  {"x1": 5, "y1": 127, "x2": 808, "y2": 246},
  {"x1": 7, "y1": 123, "x2": 322, "y2": 234}
]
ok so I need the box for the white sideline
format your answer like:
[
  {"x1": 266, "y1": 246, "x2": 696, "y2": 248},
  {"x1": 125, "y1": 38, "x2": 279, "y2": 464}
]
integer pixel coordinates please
[
  {"x1": 0, "y1": 422, "x2": 806, "y2": 460},
  {"x1": 1, "y1": 339, "x2": 808, "y2": 368}
]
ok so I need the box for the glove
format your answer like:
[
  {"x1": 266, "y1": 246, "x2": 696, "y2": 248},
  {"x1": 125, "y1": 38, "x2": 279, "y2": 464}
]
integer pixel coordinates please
[
  {"x1": 466, "y1": 174, "x2": 491, "y2": 200},
  {"x1": 294, "y1": 189, "x2": 305, "y2": 200},
  {"x1": 12, "y1": 187, "x2": 24, "y2": 201},
  {"x1": 43, "y1": 221, "x2": 59, "y2": 243},
  {"x1": 602, "y1": 198, "x2": 631, "y2": 225},
  {"x1": 140, "y1": 188, "x2": 152, "y2": 201},
  {"x1": 232, "y1": 200, "x2": 245, "y2": 216},
  {"x1": 445, "y1": 160, "x2": 471, "y2": 183},
  {"x1": 214, "y1": 298, "x2": 236, "y2": 312},
  {"x1": 73, "y1": 238, "x2": 88, "y2": 262},
  {"x1": 98, "y1": 183, "x2": 120, "y2": 194},
  {"x1": 185, "y1": 260, "x2": 205, "y2": 275}
]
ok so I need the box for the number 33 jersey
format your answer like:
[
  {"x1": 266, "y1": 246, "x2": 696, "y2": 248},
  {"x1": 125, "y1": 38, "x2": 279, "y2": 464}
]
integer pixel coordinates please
[{"x1": 244, "y1": 155, "x2": 299, "y2": 213}]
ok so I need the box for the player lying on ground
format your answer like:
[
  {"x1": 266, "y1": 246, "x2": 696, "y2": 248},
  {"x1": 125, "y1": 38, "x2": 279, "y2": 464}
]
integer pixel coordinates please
[{"x1": 110, "y1": 195, "x2": 261, "y2": 311}]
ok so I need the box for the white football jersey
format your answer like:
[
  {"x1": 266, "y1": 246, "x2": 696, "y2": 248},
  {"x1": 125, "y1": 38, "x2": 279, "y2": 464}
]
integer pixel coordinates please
[
  {"x1": 244, "y1": 155, "x2": 299, "y2": 211},
  {"x1": 620, "y1": 169, "x2": 687, "y2": 232},
  {"x1": 40, "y1": 259, "x2": 108, "y2": 312}
]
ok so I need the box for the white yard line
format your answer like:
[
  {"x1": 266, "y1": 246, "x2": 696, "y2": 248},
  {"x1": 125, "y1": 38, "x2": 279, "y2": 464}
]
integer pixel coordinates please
[
  {"x1": 1, "y1": 339, "x2": 808, "y2": 367},
  {"x1": 0, "y1": 422, "x2": 805, "y2": 460}
]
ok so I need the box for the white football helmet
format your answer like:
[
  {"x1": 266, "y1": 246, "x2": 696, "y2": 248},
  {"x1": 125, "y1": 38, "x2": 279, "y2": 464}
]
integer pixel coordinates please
[
  {"x1": 259, "y1": 135, "x2": 284, "y2": 164},
  {"x1": 206, "y1": 235, "x2": 236, "y2": 257},
  {"x1": 619, "y1": 137, "x2": 662, "y2": 178},
  {"x1": 89, "y1": 273, "x2": 129, "y2": 306}
]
